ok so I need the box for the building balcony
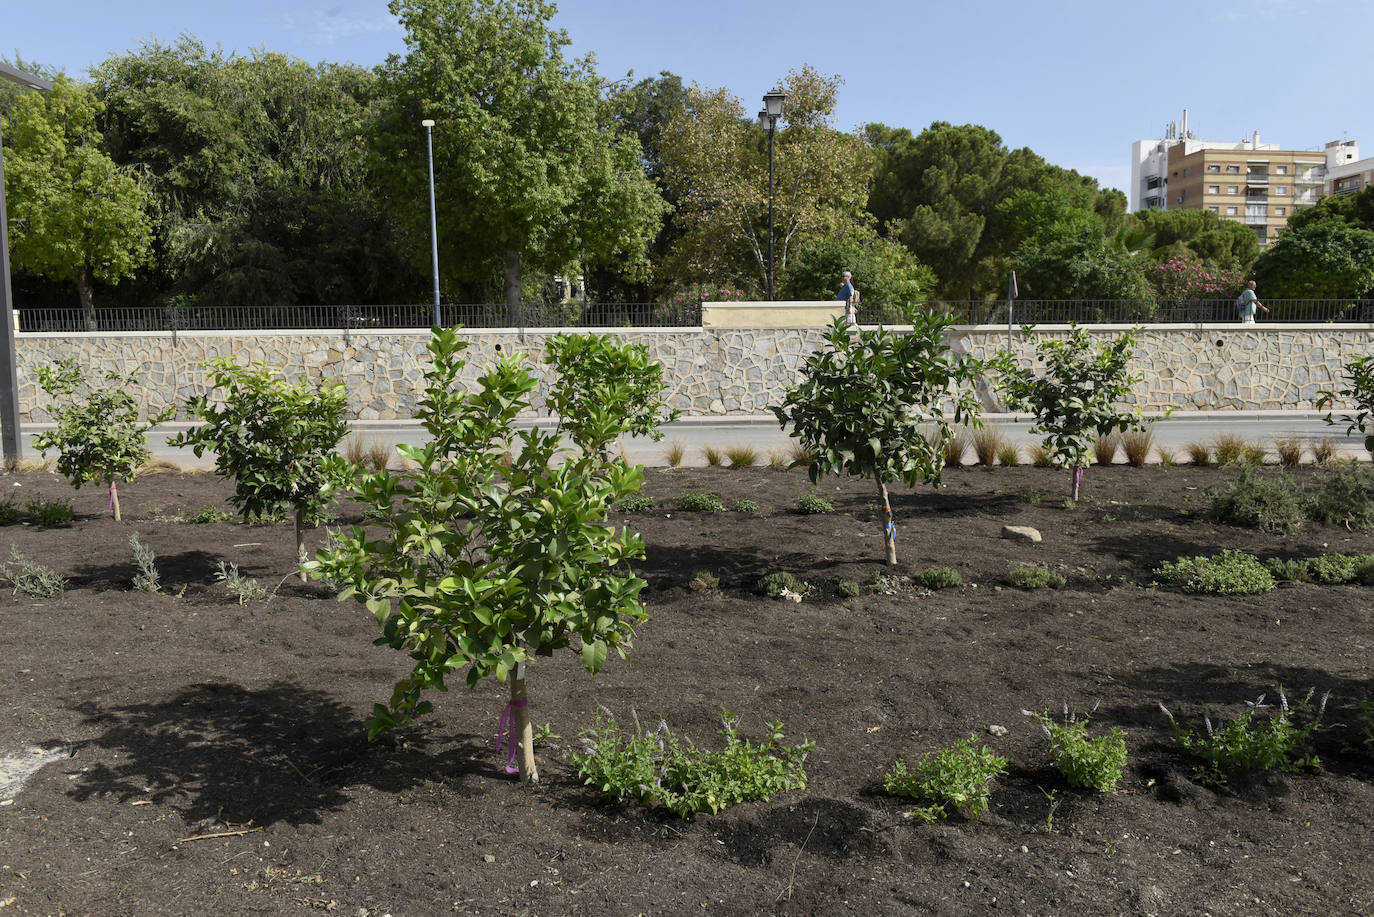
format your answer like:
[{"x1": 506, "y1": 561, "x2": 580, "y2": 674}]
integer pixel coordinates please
[
  {"x1": 1246, "y1": 174, "x2": 1269, "y2": 184},
  {"x1": 1244, "y1": 214, "x2": 1268, "y2": 225}
]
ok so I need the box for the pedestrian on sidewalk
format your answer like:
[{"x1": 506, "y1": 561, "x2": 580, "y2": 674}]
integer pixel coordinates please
[
  {"x1": 1237, "y1": 280, "x2": 1268, "y2": 324},
  {"x1": 837, "y1": 271, "x2": 858, "y2": 326}
]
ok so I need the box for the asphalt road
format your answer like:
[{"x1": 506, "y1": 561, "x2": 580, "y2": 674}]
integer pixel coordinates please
[{"x1": 17, "y1": 411, "x2": 1367, "y2": 469}]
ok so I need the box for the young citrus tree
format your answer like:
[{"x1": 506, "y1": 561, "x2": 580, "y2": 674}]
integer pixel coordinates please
[
  {"x1": 1317, "y1": 354, "x2": 1374, "y2": 454},
  {"x1": 544, "y1": 332, "x2": 679, "y2": 461},
  {"x1": 170, "y1": 358, "x2": 349, "y2": 578},
  {"x1": 999, "y1": 325, "x2": 1148, "y2": 500},
  {"x1": 772, "y1": 312, "x2": 999, "y2": 565},
  {"x1": 31, "y1": 359, "x2": 173, "y2": 521},
  {"x1": 311, "y1": 327, "x2": 653, "y2": 783}
]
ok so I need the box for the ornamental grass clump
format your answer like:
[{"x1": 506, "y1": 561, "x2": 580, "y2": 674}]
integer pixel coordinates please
[
  {"x1": 1093, "y1": 433, "x2": 1120, "y2": 466},
  {"x1": 725, "y1": 445, "x2": 759, "y2": 469},
  {"x1": 996, "y1": 441, "x2": 1021, "y2": 467},
  {"x1": 1202, "y1": 466, "x2": 1305, "y2": 535},
  {"x1": 972, "y1": 427, "x2": 1005, "y2": 466},
  {"x1": 1159, "y1": 689, "x2": 1327, "y2": 787},
  {"x1": 1274, "y1": 437, "x2": 1305, "y2": 467},
  {"x1": 572, "y1": 710, "x2": 813, "y2": 819},
  {"x1": 1153, "y1": 549, "x2": 1275, "y2": 595},
  {"x1": 1122, "y1": 429, "x2": 1153, "y2": 466},
  {"x1": 883, "y1": 736, "x2": 1008, "y2": 821},
  {"x1": 1027, "y1": 706, "x2": 1128, "y2": 792}
]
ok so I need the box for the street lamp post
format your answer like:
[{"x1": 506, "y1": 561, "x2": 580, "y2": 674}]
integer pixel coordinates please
[
  {"x1": 422, "y1": 118, "x2": 441, "y2": 326},
  {"x1": 0, "y1": 62, "x2": 54, "y2": 466},
  {"x1": 757, "y1": 88, "x2": 786, "y2": 302}
]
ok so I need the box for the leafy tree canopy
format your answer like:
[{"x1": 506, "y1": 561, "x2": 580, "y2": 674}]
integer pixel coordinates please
[
  {"x1": 777, "y1": 228, "x2": 935, "y2": 306},
  {"x1": 1253, "y1": 219, "x2": 1374, "y2": 299},
  {"x1": 1112, "y1": 208, "x2": 1260, "y2": 275},
  {"x1": 1011, "y1": 225, "x2": 1153, "y2": 301}
]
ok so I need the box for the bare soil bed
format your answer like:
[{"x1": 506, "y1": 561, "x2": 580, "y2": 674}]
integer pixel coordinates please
[{"x1": 1, "y1": 462, "x2": 1373, "y2": 916}]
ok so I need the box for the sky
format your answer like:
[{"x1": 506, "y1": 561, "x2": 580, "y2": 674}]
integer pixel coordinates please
[{"x1": 8, "y1": 0, "x2": 1374, "y2": 196}]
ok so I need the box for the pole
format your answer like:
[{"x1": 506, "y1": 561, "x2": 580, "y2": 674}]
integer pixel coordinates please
[
  {"x1": 0, "y1": 123, "x2": 23, "y2": 464},
  {"x1": 767, "y1": 116, "x2": 776, "y2": 302},
  {"x1": 424, "y1": 122, "x2": 441, "y2": 327}
]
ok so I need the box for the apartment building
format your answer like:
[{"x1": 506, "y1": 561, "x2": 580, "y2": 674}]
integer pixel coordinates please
[{"x1": 1323, "y1": 139, "x2": 1373, "y2": 197}]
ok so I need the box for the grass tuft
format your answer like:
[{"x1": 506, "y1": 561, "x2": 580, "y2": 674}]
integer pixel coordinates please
[
  {"x1": 664, "y1": 440, "x2": 686, "y2": 467},
  {"x1": 1121, "y1": 429, "x2": 1154, "y2": 467},
  {"x1": 1093, "y1": 434, "x2": 1120, "y2": 466},
  {"x1": 725, "y1": 445, "x2": 758, "y2": 469}
]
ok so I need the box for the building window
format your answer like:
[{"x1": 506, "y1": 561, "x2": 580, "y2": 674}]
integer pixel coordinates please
[
  {"x1": 1226, "y1": 206, "x2": 1238, "y2": 215},
  {"x1": 1275, "y1": 185, "x2": 1287, "y2": 195},
  {"x1": 1276, "y1": 165, "x2": 1288, "y2": 174},
  {"x1": 1276, "y1": 206, "x2": 1286, "y2": 216},
  {"x1": 1208, "y1": 206, "x2": 1219, "y2": 213},
  {"x1": 1228, "y1": 186, "x2": 1239, "y2": 194},
  {"x1": 1208, "y1": 184, "x2": 1220, "y2": 194},
  {"x1": 1226, "y1": 164, "x2": 1240, "y2": 173},
  {"x1": 1208, "y1": 164, "x2": 1221, "y2": 173}
]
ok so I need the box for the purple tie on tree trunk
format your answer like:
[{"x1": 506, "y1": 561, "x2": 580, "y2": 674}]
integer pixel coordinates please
[{"x1": 498, "y1": 697, "x2": 530, "y2": 775}]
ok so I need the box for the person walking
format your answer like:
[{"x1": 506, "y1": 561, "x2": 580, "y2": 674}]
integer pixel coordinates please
[
  {"x1": 837, "y1": 270, "x2": 857, "y2": 325},
  {"x1": 1237, "y1": 280, "x2": 1268, "y2": 324}
]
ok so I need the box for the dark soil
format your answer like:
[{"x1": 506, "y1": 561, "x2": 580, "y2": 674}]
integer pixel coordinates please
[{"x1": 1, "y1": 462, "x2": 1373, "y2": 916}]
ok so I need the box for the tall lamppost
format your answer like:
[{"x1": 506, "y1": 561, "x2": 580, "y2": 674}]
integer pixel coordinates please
[
  {"x1": 0, "y1": 62, "x2": 54, "y2": 465},
  {"x1": 422, "y1": 118, "x2": 441, "y2": 326},
  {"x1": 757, "y1": 87, "x2": 786, "y2": 301}
]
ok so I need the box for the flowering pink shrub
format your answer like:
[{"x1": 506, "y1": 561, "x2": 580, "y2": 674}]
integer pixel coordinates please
[{"x1": 1145, "y1": 257, "x2": 1242, "y2": 301}]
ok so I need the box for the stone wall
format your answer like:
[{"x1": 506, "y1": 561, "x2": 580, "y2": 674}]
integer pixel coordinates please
[{"x1": 14, "y1": 323, "x2": 1373, "y2": 422}]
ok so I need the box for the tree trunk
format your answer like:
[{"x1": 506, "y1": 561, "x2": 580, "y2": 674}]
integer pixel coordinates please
[
  {"x1": 505, "y1": 245, "x2": 523, "y2": 327},
  {"x1": 510, "y1": 665, "x2": 538, "y2": 783},
  {"x1": 294, "y1": 504, "x2": 307, "y2": 582},
  {"x1": 1071, "y1": 465, "x2": 1083, "y2": 501},
  {"x1": 76, "y1": 270, "x2": 96, "y2": 332},
  {"x1": 110, "y1": 481, "x2": 121, "y2": 522},
  {"x1": 875, "y1": 476, "x2": 897, "y2": 566}
]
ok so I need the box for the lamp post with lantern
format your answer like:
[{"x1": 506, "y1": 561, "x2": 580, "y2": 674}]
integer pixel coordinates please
[
  {"x1": 422, "y1": 118, "x2": 441, "y2": 326},
  {"x1": 757, "y1": 87, "x2": 786, "y2": 301}
]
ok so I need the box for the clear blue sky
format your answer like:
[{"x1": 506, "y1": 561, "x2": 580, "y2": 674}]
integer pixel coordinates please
[{"x1": 9, "y1": 0, "x2": 1374, "y2": 195}]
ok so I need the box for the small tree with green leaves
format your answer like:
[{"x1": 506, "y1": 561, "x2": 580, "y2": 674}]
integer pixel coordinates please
[
  {"x1": 772, "y1": 312, "x2": 998, "y2": 565},
  {"x1": 31, "y1": 359, "x2": 173, "y2": 521},
  {"x1": 170, "y1": 359, "x2": 348, "y2": 579},
  {"x1": 310, "y1": 327, "x2": 653, "y2": 784},
  {"x1": 999, "y1": 325, "x2": 1149, "y2": 500},
  {"x1": 1317, "y1": 354, "x2": 1374, "y2": 454},
  {"x1": 544, "y1": 333, "x2": 679, "y2": 461}
]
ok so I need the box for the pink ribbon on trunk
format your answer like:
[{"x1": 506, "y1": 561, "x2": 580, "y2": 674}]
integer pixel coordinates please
[{"x1": 497, "y1": 698, "x2": 529, "y2": 775}]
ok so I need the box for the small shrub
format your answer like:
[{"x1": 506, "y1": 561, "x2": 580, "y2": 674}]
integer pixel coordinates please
[
  {"x1": 130, "y1": 533, "x2": 161, "y2": 594},
  {"x1": 972, "y1": 427, "x2": 1004, "y2": 466},
  {"x1": 664, "y1": 440, "x2": 686, "y2": 467},
  {"x1": 1019, "y1": 488, "x2": 1043, "y2": 504},
  {"x1": 1306, "y1": 553, "x2": 1360, "y2": 585},
  {"x1": 1122, "y1": 429, "x2": 1153, "y2": 467},
  {"x1": 1312, "y1": 438, "x2": 1337, "y2": 465},
  {"x1": 702, "y1": 445, "x2": 724, "y2": 467},
  {"x1": 1153, "y1": 549, "x2": 1275, "y2": 595},
  {"x1": 1203, "y1": 466, "x2": 1305, "y2": 535},
  {"x1": 1184, "y1": 441, "x2": 1212, "y2": 466},
  {"x1": 572, "y1": 710, "x2": 813, "y2": 819},
  {"x1": 787, "y1": 441, "x2": 816, "y2": 467},
  {"x1": 1355, "y1": 555, "x2": 1374, "y2": 586},
  {"x1": 1029, "y1": 707, "x2": 1128, "y2": 792},
  {"x1": 1243, "y1": 444, "x2": 1267, "y2": 465},
  {"x1": 725, "y1": 445, "x2": 758, "y2": 469},
  {"x1": 1093, "y1": 433, "x2": 1120, "y2": 466},
  {"x1": 1008, "y1": 565, "x2": 1066, "y2": 589},
  {"x1": 2, "y1": 545, "x2": 68, "y2": 598},
  {"x1": 0, "y1": 496, "x2": 17, "y2": 525},
  {"x1": 214, "y1": 561, "x2": 269, "y2": 605},
  {"x1": 996, "y1": 441, "x2": 1021, "y2": 467},
  {"x1": 189, "y1": 505, "x2": 233, "y2": 524},
  {"x1": 767, "y1": 449, "x2": 787, "y2": 470},
  {"x1": 1305, "y1": 465, "x2": 1374, "y2": 530},
  {"x1": 25, "y1": 497, "x2": 74, "y2": 527},
  {"x1": 756, "y1": 571, "x2": 813, "y2": 598},
  {"x1": 366, "y1": 440, "x2": 392, "y2": 473},
  {"x1": 1274, "y1": 437, "x2": 1304, "y2": 467},
  {"x1": 836, "y1": 580, "x2": 861, "y2": 598},
  {"x1": 916, "y1": 566, "x2": 962, "y2": 589},
  {"x1": 245, "y1": 503, "x2": 290, "y2": 525},
  {"x1": 1157, "y1": 445, "x2": 1177, "y2": 466},
  {"x1": 944, "y1": 430, "x2": 970, "y2": 467},
  {"x1": 1263, "y1": 556, "x2": 1311, "y2": 583},
  {"x1": 675, "y1": 490, "x2": 725, "y2": 513},
  {"x1": 795, "y1": 491, "x2": 834, "y2": 514},
  {"x1": 731, "y1": 497, "x2": 759, "y2": 513},
  {"x1": 1212, "y1": 433, "x2": 1256, "y2": 466},
  {"x1": 1160, "y1": 689, "x2": 1326, "y2": 787},
  {"x1": 883, "y1": 736, "x2": 1008, "y2": 820},
  {"x1": 618, "y1": 493, "x2": 654, "y2": 513},
  {"x1": 689, "y1": 570, "x2": 720, "y2": 593},
  {"x1": 1029, "y1": 443, "x2": 1053, "y2": 467}
]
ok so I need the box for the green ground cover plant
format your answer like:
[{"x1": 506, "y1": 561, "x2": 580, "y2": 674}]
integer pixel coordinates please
[
  {"x1": 1202, "y1": 466, "x2": 1305, "y2": 535},
  {"x1": 756, "y1": 571, "x2": 814, "y2": 598},
  {"x1": 572, "y1": 710, "x2": 812, "y2": 819},
  {"x1": 916, "y1": 566, "x2": 962, "y2": 589},
  {"x1": 2, "y1": 545, "x2": 67, "y2": 598},
  {"x1": 794, "y1": 491, "x2": 834, "y2": 514},
  {"x1": 883, "y1": 737, "x2": 1008, "y2": 821},
  {"x1": 188, "y1": 506, "x2": 233, "y2": 524},
  {"x1": 1028, "y1": 707, "x2": 1128, "y2": 792},
  {"x1": 1008, "y1": 564, "x2": 1066, "y2": 589},
  {"x1": 1305, "y1": 465, "x2": 1374, "y2": 530},
  {"x1": 617, "y1": 493, "x2": 654, "y2": 513},
  {"x1": 0, "y1": 497, "x2": 16, "y2": 525},
  {"x1": 1159, "y1": 689, "x2": 1327, "y2": 787},
  {"x1": 675, "y1": 490, "x2": 725, "y2": 513},
  {"x1": 731, "y1": 497, "x2": 759, "y2": 513},
  {"x1": 1153, "y1": 550, "x2": 1275, "y2": 595},
  {"x1": 836, "y1": 580, "x2": 861, "y2": 598},
  {"x1": 25, "y1": 497, "x2": 73, "y2": 527}
]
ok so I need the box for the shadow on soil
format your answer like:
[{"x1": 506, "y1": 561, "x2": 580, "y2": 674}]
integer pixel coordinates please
[
  {"x1": 66, "y1": 681, "x2": 489, "y2": 826},
  {"x1": 70, "y1": 549, "x2": 222, "y2": 590}
]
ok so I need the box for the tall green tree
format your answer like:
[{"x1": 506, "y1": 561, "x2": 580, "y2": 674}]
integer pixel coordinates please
[
  {"x1": 91, "y1": 39, "x2": 412, "y2": 308},
  {"x1": 1112, "y1": 208, "x2": 1259, "y2": 275},
  {"x1": 2, "y1": 75, "x2": 151, "y2": 327},
  {"x1": 1253, "y1": 220, "x2": 1374, "y2": 299},
  {"x1": 777, "y1": 229, "x2": 935, "y2": 307},
  {"x1": 378, "y1": 0, "x2": 666, "y2": 322},
  {"x1": 656, "y1": 66, "x2": 871, "y2": 295}
]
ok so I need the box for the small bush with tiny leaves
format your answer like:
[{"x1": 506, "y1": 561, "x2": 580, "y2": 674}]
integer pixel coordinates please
[
  {"x1": 2, "y1": 545, "x2": 68, "y2": 598},
  {"x1": 1203, "y1": 466, "x2": 1305, "y2": 535},
  {"x1": 675, "y1": 490, "x2": 725, "y2": 513},
  {"x1": 756, "y1": 571, "x2": 813, "y2": 598},
  {"x1": 836, "y1": 580, "x2": 861, "y2": 598},
  {"x1": 1160, "y1": 689, "x2": 1326, "y2": 787},
  {"x1": 731, "y1": 498, "x2": 759, "y2": 513},
  {"x1": 1153, "y1": 550, "x2": 1274, "y2": 595},
  {"x1": 883, "y1": 736, "x2": 1008, "y2": 820},
  {"x1": 618, "y1": 493, "x2": 653, "y2": 513},
  {"x1": 916, "y1": 566, "x2": 962, "y2": 589},
  {"x1": 795, "y1": 491, "x2": 834, "y2": 515},
  {"x1": 572, "y1": 710, "x2": 813, "y2": 819},
  {"x1": 1029, "y1": 708, "x2": 1128, "y2": 792},
  {"x1": 1008, "y1": 565, "x2": 1066, "y2": 589},
  {"x1": 25, "y1": 497, "x2": 74, "y2": 527},
  {"x1": 1305, "y1": 466, "x2": 1374, "y2": 530}
]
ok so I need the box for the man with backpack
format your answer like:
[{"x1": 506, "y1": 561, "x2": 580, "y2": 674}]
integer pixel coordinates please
[{"x1": 1237, "y1": 280, "x2": 1268, "y2": 324}]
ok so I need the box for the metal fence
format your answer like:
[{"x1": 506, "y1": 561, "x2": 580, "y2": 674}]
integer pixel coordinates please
[{"x1": 15, "y1": 298, "x2": 1374, "y2": 333}]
